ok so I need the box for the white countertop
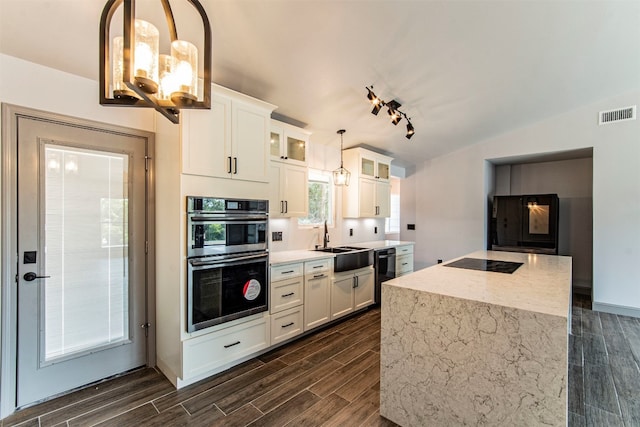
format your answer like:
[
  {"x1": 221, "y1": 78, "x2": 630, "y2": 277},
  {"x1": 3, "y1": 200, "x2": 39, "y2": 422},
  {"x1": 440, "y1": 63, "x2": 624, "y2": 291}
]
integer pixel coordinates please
[
  {"x1": 385, "y1": 250, "x2": 571, "y2": 318},
  {"x1": 269, "y1": 240, "x2": 414, "y2": 266},
  {"x1": 349, "y1": 240, "x2": 414, "y2": 250}
]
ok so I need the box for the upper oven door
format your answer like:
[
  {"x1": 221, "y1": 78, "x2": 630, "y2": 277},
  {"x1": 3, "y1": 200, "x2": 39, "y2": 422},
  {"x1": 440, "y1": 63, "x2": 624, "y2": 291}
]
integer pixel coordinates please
[{"x1": 188, "y1": 214, "x2": 268, "y2": 257}]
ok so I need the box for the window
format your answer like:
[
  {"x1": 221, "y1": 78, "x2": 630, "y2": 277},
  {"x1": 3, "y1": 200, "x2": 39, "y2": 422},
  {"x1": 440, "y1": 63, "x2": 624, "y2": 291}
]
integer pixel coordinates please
[
  {"x1": 385, "y1": 177, "x2": 400, "y2": 234},
  {"x1": 298, "y1": 169, "x2": 333, "y2": 226}
]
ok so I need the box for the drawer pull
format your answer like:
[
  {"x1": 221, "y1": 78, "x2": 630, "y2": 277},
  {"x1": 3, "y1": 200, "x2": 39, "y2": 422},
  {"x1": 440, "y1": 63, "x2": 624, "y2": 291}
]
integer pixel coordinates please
[
  {"x1": 282, "y1": 322, "x2": 295, "y2": 328},
  {"x1": 402, "y1": 263, "x2": 408, "y2": 266},
  {"x1": 312, "y1": 265, "x2": 323, "y2": 269},
  {"x1": 313, "y1": 274, "x2": 325, "y2": 279},
  {"x1": 223, "y1": 341, "x2": 241, "y2": 349},
  {"x1": 282, "y1": 292, "x2": 295, "y2": 297},
  {"x1": 281, "y1": 270, "x2": 294, "y2": 274}
]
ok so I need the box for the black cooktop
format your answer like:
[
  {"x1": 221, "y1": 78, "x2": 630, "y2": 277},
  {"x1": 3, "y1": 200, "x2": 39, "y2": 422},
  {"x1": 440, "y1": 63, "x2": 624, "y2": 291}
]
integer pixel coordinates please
[{"x1": 444, "y1": 258, "x2": 523, "y2": 274}]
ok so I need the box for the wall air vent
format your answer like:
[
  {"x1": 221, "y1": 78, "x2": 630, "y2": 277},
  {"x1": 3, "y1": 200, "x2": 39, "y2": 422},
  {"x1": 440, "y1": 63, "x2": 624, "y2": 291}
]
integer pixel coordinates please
[{"x1": 599, "y1": 105, "x2": 636, "y2": 125}]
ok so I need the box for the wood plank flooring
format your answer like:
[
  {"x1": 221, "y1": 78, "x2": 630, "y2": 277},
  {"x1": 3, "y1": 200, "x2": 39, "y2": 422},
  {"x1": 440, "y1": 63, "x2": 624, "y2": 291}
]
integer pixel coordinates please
[{"x1": 3, "y1": 295, "x2": 640, "y2": 427}]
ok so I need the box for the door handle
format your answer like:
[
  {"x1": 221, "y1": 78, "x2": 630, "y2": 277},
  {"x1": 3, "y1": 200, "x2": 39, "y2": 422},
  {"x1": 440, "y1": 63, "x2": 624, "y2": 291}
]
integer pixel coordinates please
[{"x1": 23, "y1": 272, "x2": 50, "y2": 282}]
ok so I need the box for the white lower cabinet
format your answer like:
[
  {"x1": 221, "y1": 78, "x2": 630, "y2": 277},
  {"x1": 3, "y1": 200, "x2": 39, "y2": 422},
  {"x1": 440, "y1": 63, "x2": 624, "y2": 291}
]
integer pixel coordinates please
[
  {"x1": 270, "y1": 276, "x2": 303, "y2": 314},
  {"x1": 303, "y1": 259, "x2": 331, "y2": 330},
  {"x1": 395, "y1": 245, "x2": 414, "y2": 277},
  {"x1": 182, "y1": 315, "x2": 270, "y2": 381},
  {"x1": 269, "y1": 262, "x2": 305, "y2": 345},
  {"x1": 331, "y1": 266, "x2": 375, "y2": 320},
  {"x1": 271, "y1": 306, "x2": 304, "y2": 345}
]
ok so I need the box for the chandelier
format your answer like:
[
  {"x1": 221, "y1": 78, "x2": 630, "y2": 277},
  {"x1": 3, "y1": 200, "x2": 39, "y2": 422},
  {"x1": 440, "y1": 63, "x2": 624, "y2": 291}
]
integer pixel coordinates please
[{"x1": 99, "y1": 0, "x2": 212, "y2": 123}]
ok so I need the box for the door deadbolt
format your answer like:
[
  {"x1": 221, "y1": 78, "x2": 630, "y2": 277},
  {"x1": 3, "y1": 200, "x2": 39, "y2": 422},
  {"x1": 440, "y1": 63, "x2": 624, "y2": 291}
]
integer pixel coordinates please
[{"x1": 23, "y1": 272, "x2": 50, "y2": 281}]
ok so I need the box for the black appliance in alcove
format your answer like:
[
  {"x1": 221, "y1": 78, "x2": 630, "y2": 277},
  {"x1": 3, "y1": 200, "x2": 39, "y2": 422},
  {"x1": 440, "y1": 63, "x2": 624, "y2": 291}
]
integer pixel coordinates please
[{"x1": 489, "y1": 194, "x2": 559, "y2": 254}]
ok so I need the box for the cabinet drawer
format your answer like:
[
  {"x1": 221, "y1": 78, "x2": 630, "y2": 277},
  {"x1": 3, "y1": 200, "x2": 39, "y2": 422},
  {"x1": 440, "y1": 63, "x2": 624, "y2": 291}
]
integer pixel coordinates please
[
  {"x1": 304, "y1": 258, "x2": 331, "y2": 274},
  {"x1": 396, "y1": 253, "x2": 414, "y2": 276},
  {"x1": 270, "y1": 276, "x2": 303, "y2": 314},
  {"x1": 271, "y1": 263, "x2": 303, "y2": 280},
  {"x1": 396, "y1": 245, "x2": 414, "y2": 255},
  {"x1": 182, "y1": 316, "x2": 269, "y2": 380},
  {"x1": 271, "y1": 306, "x2": 304, "y2": 345}
]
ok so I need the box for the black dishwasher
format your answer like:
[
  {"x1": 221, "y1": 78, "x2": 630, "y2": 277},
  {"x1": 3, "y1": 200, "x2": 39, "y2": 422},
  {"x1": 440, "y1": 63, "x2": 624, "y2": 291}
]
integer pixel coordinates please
[{"x1": 374, "y1": 248, "x2": 396, "y2": 304}]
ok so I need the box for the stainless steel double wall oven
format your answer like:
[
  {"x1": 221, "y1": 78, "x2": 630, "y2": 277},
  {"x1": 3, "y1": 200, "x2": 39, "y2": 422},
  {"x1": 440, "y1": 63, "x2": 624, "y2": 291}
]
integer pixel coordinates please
[{"x1": 186, "y1": 197, "x2": 269, "y2": 332}]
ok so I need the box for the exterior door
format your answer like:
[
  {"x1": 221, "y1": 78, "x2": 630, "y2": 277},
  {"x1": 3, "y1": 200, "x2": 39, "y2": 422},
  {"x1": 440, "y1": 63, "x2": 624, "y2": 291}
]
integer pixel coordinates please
[{"x1": 15, "y1": 115, "x2": 149, "y2": 407}]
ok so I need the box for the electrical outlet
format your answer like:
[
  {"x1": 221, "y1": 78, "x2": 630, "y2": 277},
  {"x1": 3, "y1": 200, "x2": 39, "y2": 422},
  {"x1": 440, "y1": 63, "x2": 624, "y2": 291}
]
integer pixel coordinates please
[
  {"x1": 374, "y1": 226, "x2": 378, "y2": 234},
  {"x1": 407, "y1": 224, "x2": 416, "y2": 230},
  {"x1": 272, "y1": 231, "x2": 283, "y2": 241},
  {"x1": 437, "y1": 259, "x2": 443, "y2": 264},
  {"x1": 349, "y1": 228, "x2": 353, "y2": 236}
]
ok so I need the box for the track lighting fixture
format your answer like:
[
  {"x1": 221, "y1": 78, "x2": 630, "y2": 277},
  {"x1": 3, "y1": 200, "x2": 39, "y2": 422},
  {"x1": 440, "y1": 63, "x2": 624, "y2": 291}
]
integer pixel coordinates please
[{"x1": 365, "y1": 85, "x2": 415, "y2": 139}]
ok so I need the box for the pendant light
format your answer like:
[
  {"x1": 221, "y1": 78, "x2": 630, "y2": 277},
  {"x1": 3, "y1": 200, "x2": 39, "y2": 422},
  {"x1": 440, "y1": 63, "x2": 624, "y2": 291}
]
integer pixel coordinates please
[
  {"x1": 99, "y1": 0, "x2": 212, "y2": 124},
  {"x1": 332, "y1": 129, "x2": 351, "y2": 186}
]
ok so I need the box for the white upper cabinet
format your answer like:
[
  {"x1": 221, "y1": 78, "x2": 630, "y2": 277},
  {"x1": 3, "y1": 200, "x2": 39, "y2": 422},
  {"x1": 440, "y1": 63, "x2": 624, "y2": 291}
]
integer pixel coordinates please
[
  {"x1": 269, "y1": 162, "x2": 308, "y2": 218},
  {"x1": 342, "y1": 148, "x2": 393, "y2": 218},
  {"x1": 270, "y1": 120, "x2": 310, "y2": 166},
  {"x1": 181, "y1": 84, "x2": 276, "y2": 182},
  {"x1": 359, "y1": 151, "x2": 391, "y2": 182}
]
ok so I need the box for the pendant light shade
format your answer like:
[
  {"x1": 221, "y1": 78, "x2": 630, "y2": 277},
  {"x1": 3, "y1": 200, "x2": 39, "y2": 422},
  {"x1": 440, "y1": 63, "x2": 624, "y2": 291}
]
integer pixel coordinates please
[{"x1": 332, "y1": 129, "x2": 351, "y2": 186}]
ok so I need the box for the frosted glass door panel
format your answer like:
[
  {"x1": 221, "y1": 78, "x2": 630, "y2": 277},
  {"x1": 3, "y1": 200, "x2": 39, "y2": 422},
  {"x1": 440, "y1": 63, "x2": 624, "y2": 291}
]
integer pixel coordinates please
[{"x1": 43, "y1": 145, "x2": 130, "y2": 363}]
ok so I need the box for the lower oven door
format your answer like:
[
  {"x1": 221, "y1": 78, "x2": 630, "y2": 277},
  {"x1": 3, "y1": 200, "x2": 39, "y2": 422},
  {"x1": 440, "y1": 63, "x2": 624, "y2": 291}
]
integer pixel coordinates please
[{"x1": 187, "y1": 252, "x2": 268, "y2": 332}]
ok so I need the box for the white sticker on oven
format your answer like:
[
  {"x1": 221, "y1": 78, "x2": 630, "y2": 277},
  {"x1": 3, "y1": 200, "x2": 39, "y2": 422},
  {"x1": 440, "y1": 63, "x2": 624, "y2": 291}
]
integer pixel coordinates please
[{"x1": 243, "y1": 279, "x2": 261, "y2": 301}]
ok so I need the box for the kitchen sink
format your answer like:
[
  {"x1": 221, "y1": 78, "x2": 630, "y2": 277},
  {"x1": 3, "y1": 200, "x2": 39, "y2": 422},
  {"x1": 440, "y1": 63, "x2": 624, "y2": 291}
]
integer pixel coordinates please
[{"x1": 313, "y1": 246, "x2": 373, "y2": 272}]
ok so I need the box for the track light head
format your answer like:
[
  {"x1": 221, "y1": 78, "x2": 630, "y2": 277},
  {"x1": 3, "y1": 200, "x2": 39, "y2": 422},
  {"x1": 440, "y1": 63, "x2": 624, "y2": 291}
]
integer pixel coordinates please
[
  {"x1": 406, "y1": 121, "x2": 415, "y2": 139},
  {"x1": 366, "y1": 87, "x2": 383, "y2": 115}
]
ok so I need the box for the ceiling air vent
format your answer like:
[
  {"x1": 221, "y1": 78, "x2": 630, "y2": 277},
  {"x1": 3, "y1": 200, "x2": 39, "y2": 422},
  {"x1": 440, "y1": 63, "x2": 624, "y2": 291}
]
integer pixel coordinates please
[{"x1": 599, "y1": 105, "x2": 636, "y2": 125}]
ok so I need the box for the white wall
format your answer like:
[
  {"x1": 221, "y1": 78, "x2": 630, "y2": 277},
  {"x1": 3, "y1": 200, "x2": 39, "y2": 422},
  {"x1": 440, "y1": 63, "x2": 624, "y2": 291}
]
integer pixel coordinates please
[{"x1": 412, "y1": 91, "x2": 640, "y2": 314}]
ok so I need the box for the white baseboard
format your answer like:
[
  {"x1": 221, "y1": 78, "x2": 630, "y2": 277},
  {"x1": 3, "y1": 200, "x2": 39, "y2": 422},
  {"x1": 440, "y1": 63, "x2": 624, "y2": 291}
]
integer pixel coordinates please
[{"x1": 592, "y1": 301, "x2": 640, "y2": 318}]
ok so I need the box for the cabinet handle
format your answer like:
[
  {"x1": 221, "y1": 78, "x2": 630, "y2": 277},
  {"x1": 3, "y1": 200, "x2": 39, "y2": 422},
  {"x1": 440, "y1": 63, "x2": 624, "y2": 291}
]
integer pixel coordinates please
[
  {"x1": 280, "y1": 156, "x2": 285, "y2": 159},
  {"x1": 280, "y1": 201, "x2": 284, "y2": 214},
  {"x1": 233, "y1": 157, "x2": 238, "y2": 174},
  {"x1": 282, "y1": 322, "x2": 295, "y2": 328},
  {"x1": 281, "y1": 270, "x2": 294, "y2": 274},
  {"x1": 284, "y1": 156, "x2": 288, "y2": 160},
  {"x1": 402, "y1": 263, "x2": 408, "y2": 266},
  {"x1": 224, "y1": 341, "x2": 241, "y2": 349},
  {"x1": 282, "y1": 292, "x2": 295, "y2": 297},
  {"x1": 284, "y1": 200, "x2": 288, "y2": 213},
  {"x1": 313, "y1": 274, "x2": 325, "y2": 279},
  {"x1": 312, "y1": 265, "x2": 323, "y2": 269},
  {"x1": 227, "y1": 157, "x2": 232, "y2": 174}
]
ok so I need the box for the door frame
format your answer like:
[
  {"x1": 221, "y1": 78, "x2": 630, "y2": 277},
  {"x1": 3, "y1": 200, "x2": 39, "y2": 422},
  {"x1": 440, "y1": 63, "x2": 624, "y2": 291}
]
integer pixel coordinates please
[{"x1": 0, "y1": 104, "x2": 156, "y2": 418}]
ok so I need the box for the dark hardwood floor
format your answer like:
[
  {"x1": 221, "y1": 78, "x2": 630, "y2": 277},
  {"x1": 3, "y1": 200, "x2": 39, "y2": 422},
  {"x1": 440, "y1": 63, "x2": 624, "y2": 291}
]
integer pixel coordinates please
[{"x1": 3, "y1": 295, "x2": 640, "y2": 427}]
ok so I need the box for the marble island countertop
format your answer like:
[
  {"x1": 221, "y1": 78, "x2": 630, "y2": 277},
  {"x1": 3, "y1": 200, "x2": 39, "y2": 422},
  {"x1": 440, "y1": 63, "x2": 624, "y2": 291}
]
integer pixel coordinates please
[
  {"x1": 385, "y1": 249, "x2": 571, "y2": 318},
  {"x1": 380, "y1": 249, "x2": 571, "y2": 426},
  {"x1": 269, "y1": 240, "x2": 414, "y2": 266}
]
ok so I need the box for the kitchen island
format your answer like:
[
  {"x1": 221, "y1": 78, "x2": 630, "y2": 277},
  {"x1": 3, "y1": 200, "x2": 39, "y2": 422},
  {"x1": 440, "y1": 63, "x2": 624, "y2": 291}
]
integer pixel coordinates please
[{"x1": 380, "y1": 250, "x2": 571, "y2": 427}]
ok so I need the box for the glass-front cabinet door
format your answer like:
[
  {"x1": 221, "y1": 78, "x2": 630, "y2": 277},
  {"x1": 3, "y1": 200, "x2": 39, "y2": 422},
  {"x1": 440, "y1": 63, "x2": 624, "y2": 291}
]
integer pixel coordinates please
[
  {"x1": 270, "y1": 120, "x2": 309, "y2": 166},
  {"x1": 361, "y1": 157, "x2": 375, "y2": 178},
  {"x1": 286, "y1": 135, "x2": 306, "y2": 163},
  {"x1": 377, "y1": 161, "x2": 390, "y2": 181},
  {"x1": 270, "y1": 127, "x2": 283, "y2": 158},
  {"x1": 360, "y1": 154, "x2": 390, "y2": 181}
]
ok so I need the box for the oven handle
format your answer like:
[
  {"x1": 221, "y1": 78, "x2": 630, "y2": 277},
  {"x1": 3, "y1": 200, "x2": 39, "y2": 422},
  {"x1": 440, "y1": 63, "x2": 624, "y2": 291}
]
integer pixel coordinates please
[
  {"x1": 189, "y1": 253, "x2": 269, "y2": 268},
  {"x1": 189, "y1": 216, "x2": 268, "y2": 222}
]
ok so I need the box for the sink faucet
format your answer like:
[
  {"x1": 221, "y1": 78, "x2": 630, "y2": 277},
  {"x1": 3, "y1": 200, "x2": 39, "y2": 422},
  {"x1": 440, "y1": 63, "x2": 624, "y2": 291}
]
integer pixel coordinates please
[{"x1": 323, "y1": 220, "x2": 330, "y2": 248}]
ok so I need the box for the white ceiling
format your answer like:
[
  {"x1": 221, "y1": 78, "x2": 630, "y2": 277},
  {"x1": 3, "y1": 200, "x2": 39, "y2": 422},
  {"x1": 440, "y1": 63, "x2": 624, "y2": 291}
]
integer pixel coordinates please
[{"x1": 1, "y1": 0, "x2": 639, "y2": 167}]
